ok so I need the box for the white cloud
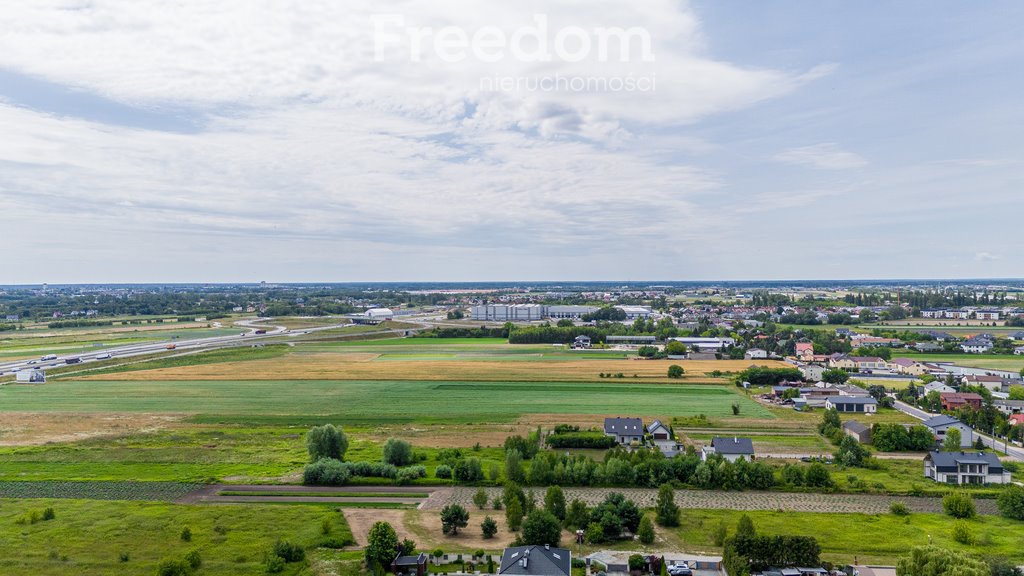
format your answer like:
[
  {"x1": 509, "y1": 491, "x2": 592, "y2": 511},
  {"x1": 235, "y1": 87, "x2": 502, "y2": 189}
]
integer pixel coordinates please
[
  {"x1": 774, "y1": 143, "x2": 867, "y2": 170},
  {"x1": 975, "y1": 252, "x2": 1000, "y2": 262}
]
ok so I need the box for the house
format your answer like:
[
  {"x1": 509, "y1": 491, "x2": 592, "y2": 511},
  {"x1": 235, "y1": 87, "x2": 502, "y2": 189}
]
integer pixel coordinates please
[
  {"x1": 961, "y1": 336, "x2": 994, "y2": 354},
  {"x1": 962, "y1": 375, "x2": 1007, "y2": 393},
  {"x1": 913, "y1": 342, "x2": 943, "y2": 353},
  {"x1": 922, "y1": 415, "x2": 974, "y2": 448},
  {"x1": 795, "y1": 342, "x2": 815, "y2": 359},
  {"x1": 702, "y1": 437, "x2": 755, "y2": 462},
  {"x1": 922, "y1": 381, "x2": 956, "y2": 395},
  {"x1": 499, "y1": 546, "x2": 571, "y2": 576},
  {"x1": 799, "y1": 364, "x2": 826, "y2": 381},
  {"x1": 887, "y1": 358, "x2": 930, "y2": 376},
  {"x1": 1015, "y1": 346, "x2": 1024, "y2": 356},
  {"x1": 1012, "y1": 331, "x2": 1024, "y2": 341},
  {"x1": 844, "y1": 566, "x2": 897, "y2": 576},
  {"x1": 1009, "y1": 414, "x2": 1024, "y2": 427},
  {"x1": 648, "y1": 419, "x2": 672, "y2": 442},
  {"x1": 922, "y1": 331, "x2": 955, "y2": 342},
  {"x1": 842, "y1": 420, "x2": 872, "y2": 443},
  {"x1": 392, "y1": 553, "x2": 429, "y2": 576},
  {"x1": 571, "y1": 335, "x2": 592, "y2": 349},
  {"x1": 994, "y1": 399, "x2": 1024, "y2": 415},
  {"x1": 940, "y1": 392, "x2": 984, "y2": 411},
  {"x1": 15, "y1": 369, "x2": 46, "y2": 384},
  {"x1": 603, "y1": 417, "x2": 644, "y2": 446},
  {"x1": 976, "y1": 310, "x2": 1001, "y2": 321},
  {"x1": 825, "y1": 396, "x2": 878, "y2": 413},
  {"x1": 923, "y1": 450, "x2": 1010, "y2": 485},
  {"x1": 829, "y1": 356, "x2": 888, "y2": 372},
  {"x1": 648, "y1": 419, "x2": 683, "y2": 456},
  {"x1": 744, "y1": 348, "x2": 768, "y2": 360}
]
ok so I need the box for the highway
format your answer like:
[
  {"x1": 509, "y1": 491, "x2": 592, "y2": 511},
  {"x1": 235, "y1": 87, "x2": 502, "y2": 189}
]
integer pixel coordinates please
[{"x1": 893, "y1": 399, "x2": 1024, "y2": 461}]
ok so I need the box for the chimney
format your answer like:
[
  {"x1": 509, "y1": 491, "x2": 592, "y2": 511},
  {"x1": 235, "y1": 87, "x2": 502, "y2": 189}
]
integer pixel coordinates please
[{"x1": 545, "y1": 544, "x2": 550, "y2": 550}]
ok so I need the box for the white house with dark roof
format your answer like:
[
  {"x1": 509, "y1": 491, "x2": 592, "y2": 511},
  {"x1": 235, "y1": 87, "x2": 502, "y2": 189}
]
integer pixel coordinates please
[
  {"x1": 702, "y1": 437, "x2": 755, "y2": 462},
  {"x1": 924, "y1": 450, "x2": 1009, "y2": 485},
  {"x1": 603, "y1": 417, "x2": 644, "y2": 446},
  {"x1": 922, "y1": 415, "x2": 973, "y2": 448},
  {"x1": 499, "y1": 546, "x2": 571, "y2": 576},
  {"x1": 825, "y1": 396, "x2": 877, "y2": 413}
]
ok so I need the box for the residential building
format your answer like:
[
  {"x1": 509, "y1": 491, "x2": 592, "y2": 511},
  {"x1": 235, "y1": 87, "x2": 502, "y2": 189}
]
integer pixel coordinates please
[
  {"x1": 888, "y1": 358, "x2": 930, "y2": 376},
  {"x1": 842, "y1": 420, "x2": 872, "y2": 443},
  {"x1": 1015, "y1": 346, "x2": 1024, "y2": 356},
  {"x1": 702, "y1": 437, "x2": 755, "y2": 462},
  {"x1": 744, "y1": 348, "x2": 768, "y2": 360},
  {"x1": 829, "y1": 355, "x2": 889, "y2": 372},
  {"x1": 913, "y1": 342, "x2": 943, "y2": 353},
  {"x1": 499, "y1": 546, "x2": 571, "y2": 576},
  {"x1": 961, "y1": 336, "x2": 994, "y2": 354},
  {"x1": 392, "y1": 553, "x2": 429, "y2": 576},
  {"x1": 795, "y1": 342, "x2": 814, "y2": 359},
  {"x1": 922, "y1": 415, "x2": 974, "y2": 448},
  {"x1": 976, "y1": 310, "x2": 1001, "y2": 321},
  {"x1": 922, "y1": 381, "x2": 956, "y2": 395},
  {"x1": 799, "y1": 364, "x2": 826, "y2": 381},
  {"x1": 993, "y1": 399, "x2": 1024, "y2": 415},
  {"x1": 603, "y1": 417, "x2": 644, "y2": 446},
  {"x1": 962, "y1": 375, "x2": 1007, "y2": 393},
  {"x1": 825, "y1": 396, "x2": 878, "y2": 413},
  {"x1": 940, "y1": 392, "x2": 984, "y2": 411},
  {"x1": 571, "y1": 335, "x2": 591, "y2": 349},
  {"x1": 648, "y1": 419, "x2": 683, "y2": 456},
  {"x1": 923, "y1": 450, "x2": 1010, "y2": 485}
]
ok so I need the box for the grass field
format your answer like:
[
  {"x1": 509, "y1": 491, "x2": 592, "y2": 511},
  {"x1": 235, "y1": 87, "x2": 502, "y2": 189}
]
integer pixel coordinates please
[
  {"x1": 676, "y1": 509, "x2": 1024, "y2": 565},
  {"x1": 892, "y1": 352, "x2": 1024, "y2": 372},
  {"x1": 0, "y1": 379, "x2": 770, "y2": 423},
  {"x1": 0, "y1": 498, "x2": 353, "y2": 575}
]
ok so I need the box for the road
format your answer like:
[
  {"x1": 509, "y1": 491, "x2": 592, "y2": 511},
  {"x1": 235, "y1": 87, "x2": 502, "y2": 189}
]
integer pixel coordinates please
[{"x1": 893, "y1": 399, "x2": 1024, "y2": 461}]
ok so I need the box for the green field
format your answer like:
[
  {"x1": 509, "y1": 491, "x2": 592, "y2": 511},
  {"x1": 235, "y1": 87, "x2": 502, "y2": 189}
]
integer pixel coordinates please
[
  {"x1": 677, "y1": 509, "x2": 1024, "y2": 565},
  {"x1": 0, "y1": 498, "x2": 352, "y2": 576},
  {"x1": 892, "y1": 352, "x2": 1024, "y2": 372},
  {"x1": 0, "y1": 380, "x2": 770, "y2": 423}
]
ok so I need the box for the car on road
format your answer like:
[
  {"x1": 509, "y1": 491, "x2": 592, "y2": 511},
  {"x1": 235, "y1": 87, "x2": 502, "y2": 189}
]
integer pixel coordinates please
[
  {"x1": 27, "y1": 360, "x2": 37, "y2": 364},
  {"x1": 668, "y1": 563, "x2": 692, "y2": 576},
  {"x1": 96, "y1": 353, "x2": 112, "y2": 360},
  {"x1": 41, "y1": 354, "x2": 58, "y2": 361}
]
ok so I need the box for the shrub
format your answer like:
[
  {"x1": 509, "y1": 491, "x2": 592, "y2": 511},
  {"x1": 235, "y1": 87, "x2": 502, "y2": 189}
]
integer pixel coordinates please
[
  {"x1": 42, "y1": 507, "x2": 55, "y2": 521},
  {"x1": 265, "y1": 555, "x2": 285, "y2": 574},
  {"x1": 481, "y1": 516, "x2": 498, "y2": 539},
  {"x1": 546, "y1": 432, "x2": 618, "y2": 449},
  {"x1": 157, "y1": 558, "x2": 193, "y2": 576},
  {"x1": 303, "y1": 458, "x2": 351, "y2": 486},
  {"x1": 306, "y1": 424, "x2": 348, "y2": 462},
  {"x1": 184, "y1": 550, "x2": 202, "y2": 570},
  {"x1": 655, "y1": 484, "x2": 680, "y2": 527},
  {"x1": 180, "y1": 527, "x2": 192, "y2": 542},
  {"x1": 473, "y1": 488, "x2": 489, "y2": 509},
  {"x1": 272, "y1": 540, "x2": 306, "y2": 563},
  {"x1": 454, "y1": 458, "x2": 484, "y2": 482},
  {"x1": 712, "y1": 519, "x2": 728, "y2": 546},
  {"x1": 668, "y1": 365, "x2": 684, "y2": 378},
  {"x1": 804, "y1": 463, "x2": 834, "y2": 488},
  {"x1": 435, "y1": 465, "x2": 453, "y2": 479},
  {"x1": 396, "y1": 467, "x2": 423, "y2": 485},
  {"x1": 997, "y1": 484, "x2": 1024, "y2": 520},
  {"x1": 943, "y1": 492, "x2": 976, "y2": 519},
  {"x1": 119, "y1": 551, "x2": 130, "y2": 563},
  {"x1": 890, "y1": 501, "x2": 910, "y2": 516},
  {"x1": 637, "y1": 516, "x2": 655, "y2": 545},
  {"x1": 383, "y1": 438, "x2": 414, "y2": 467},
  {"x1": 952, "y1": 521, "x2": 975, "y2": 545}
]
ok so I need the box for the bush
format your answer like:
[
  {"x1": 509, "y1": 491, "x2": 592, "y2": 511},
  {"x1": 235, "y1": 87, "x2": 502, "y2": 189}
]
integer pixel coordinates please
[
  {"x1": 997, "y1": 484, "x2": 1024, "y2": 520},
  {"x1": 637, "y1": 516, "x2": 655, "y2": 545},
  {"x1": 890, "y1": 501, "x2": 910, "y2": 516},
  {"x1": 952, "y1": 521, "x2": 975, "y2": 544},
  {"x1": 119, "y1": 551, "x2": 130, "y2": 563},
  {"x1": 435, "y1": 465, "x2": 453, "y2": 479},
  {"x1": 396, "y1": 467, "x2": 423, "y2": 485},
  {"x1": 712, "y1": 519, "x2": 728, "y2": 546},
  {"x1": 180, "y1": 527, "x2": 192, "y2": 542},
  {"x1": 272, "y1": 540, "x2": 306, "y2": 563},
  {"x1": 454, "y1": 458, "x2": 484, "y2": 482},
  {"x1": 265, "y1": 555, "x2": 285, "y2": 574},
  {"x1": 306, "y1": 424, "x2": 348, "y2": 462},
  {"x1": 481, "y1": 516, "x2": 498, "y2": 539},
  {"x1": 668, "y1": 365, "x2": 684, "y2": 378},
  {"x1": 546, "y1": 432, "x2": 618, "y2": 449},
  {"x1": 157, "y1": 558, "x2": 193, "y2": 576},
  {"x1": 383, "y1": 438, "x2": 414, "y2": 467},
  {"x1": 473, "y1": 488, "x2": 489, "y2": 509},
  {"x1": 42, "y1": 507, "x2": 55, "y2": 521},
  {"x1": 184, "y1": 550, "x2": 202, "y2": 570},
  {"x1": 944, "y1": 492, "x2": 977, "y2": 519},
  {"x1": 804, "y1": 463, "x2": 834, "y2": 488},
  {"x1": 303, "y1": 458, "x2": 351, "y2": 486}
]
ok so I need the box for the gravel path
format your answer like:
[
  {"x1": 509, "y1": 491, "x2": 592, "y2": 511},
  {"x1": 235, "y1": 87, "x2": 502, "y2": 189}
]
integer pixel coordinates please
[{"x1": 425, "y1": 486, "x2": 998, "y2": 515}]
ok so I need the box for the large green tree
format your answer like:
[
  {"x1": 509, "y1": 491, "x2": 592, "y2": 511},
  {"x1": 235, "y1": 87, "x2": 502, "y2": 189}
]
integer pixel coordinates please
[
  {"x1": 306, "y1": 424, "x2": 348, "y2": 462},
  {"x1": 896, "y1": 546, "x2": 988, "y2": 576},
  {"x1": 440, "y1": 504, "x2": 469, "y2": 535},
  {"x1": 521, "y1": 510, "x2": 562, "y2": 547},
  {"x1": 654, "y1": 484, "x2": 679, "y2": 527},
  {"x1": 382, "y1": 438, "x2": 413, "y2": 466},
  {"x1": 365, "y1": 521, "x2": 399, "y2": 574},
  {"x1": 544, "y1": 486, "x2": 566, "y2": 521}
]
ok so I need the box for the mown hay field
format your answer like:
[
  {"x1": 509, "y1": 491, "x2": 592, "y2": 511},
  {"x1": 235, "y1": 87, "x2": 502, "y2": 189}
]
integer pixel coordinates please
[{"x1": 78, "y1": 350, "x2": 787, "y2": 382}]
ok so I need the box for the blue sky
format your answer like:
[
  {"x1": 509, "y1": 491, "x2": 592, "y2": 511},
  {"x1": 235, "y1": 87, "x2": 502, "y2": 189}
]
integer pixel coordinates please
[{"x1": 0, "y1": 1, "x2": 1021, "y2": 283}]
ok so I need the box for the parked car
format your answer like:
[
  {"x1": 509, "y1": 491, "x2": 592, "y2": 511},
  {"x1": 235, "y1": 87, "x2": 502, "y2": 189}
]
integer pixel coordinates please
[{"x1": 668, "y1": 563, "x2": 692, "y2": 576}]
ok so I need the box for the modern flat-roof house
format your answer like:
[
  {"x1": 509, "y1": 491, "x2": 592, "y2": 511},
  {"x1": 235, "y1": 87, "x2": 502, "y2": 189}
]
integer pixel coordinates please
[
  {"x1": 825, "y1": 396, "x2": 877, "y2": 413},
  {"x1": 924, "y1": 450, "x2": 1010, "y2": 485},
  {"x1": 940, "y1": 392, "x2": 984, "y2": 411},
  {"x1": 499, "y1": 546, "x2": 571, "y2": 576},
  {"x1": 604, "y1": 417, "x2": 644, "y2": 446},
  {"x1": 922, "y1": 415, "x2": 973, "y2": 448},
  {"x1": 842, "y1": 420, "x2": 872, "y2": 443},
  {"x1": 391, "y1": 553, "x2": 429, "y2": 576},
  {"x1": 702, "y1": 437, "x2": 755, "y2": 462}
]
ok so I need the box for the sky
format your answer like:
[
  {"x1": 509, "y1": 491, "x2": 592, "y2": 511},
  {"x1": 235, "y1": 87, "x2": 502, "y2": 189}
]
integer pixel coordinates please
[{"x1": 0, "y1": 1, "x2": 1022, "y2": 283}]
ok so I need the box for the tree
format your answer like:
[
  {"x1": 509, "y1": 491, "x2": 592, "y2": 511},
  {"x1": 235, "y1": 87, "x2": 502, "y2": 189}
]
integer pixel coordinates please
[
  {"x1": 943, "y1": 492, "x2": 976, "y2": 519},
  {"x1": 822, "y1": 369, "x2": 850, "y2": 384},
  {"x1": 667, "y1": 365, "x2": 684, "y2": 379},
  {"x1": 454, "y1": 458, "x2": 484, "y2": 482},
  {"x1": 654, "y1": 484, "x2": 679, "y2": 527},
  {"x1": 804, "y1": 462, "x2": 834, "y2": 488},
  {"x1": 505, "y1": 450, "x2": 525, "y2": 483},
  {"x1": 835, "y1": 435, "x2": 869, "y2": 468},
  {"x1": 736, "y1": 515, "x2": 755, "y2": 540},
  {"x1": 441, "y1": 504, "x2": 470, "y2": 535},
  {"x1": 521, "y1": 510, "x2": 562, "y2": 547},
  {"x1": 473, "y1": 488, "x2": 489, "y2": 510},
  {"x1": 544, "y1": 486, "x2": 566, "y2": 521},
  {"x1": 1009, "y1": 386, "x2": 1024, "y2": 401},
  {"x1": 943, "y1": 428, "x2": 962, "y2": 452},
  {"x1": 506, "y1": 497, "x2": 524, "y2": 532},
  {"x1": 306, "y1": 424, "x2": 348, "y2": 462},
  {"x1": 382, "y1": 438, "x2": 413, "y2": 466},
  {"x1": 365, "y1": 521, "x2": 399, "y2": 574},
  {"x1": 564, "y1": 499, "x2": 589, "y2": 530},
  {"x1": 998, "y1": 484, "x2": 1024, "y2": 520},
  {"x1": 896, "y1": 546, "x2": 989, "y2": 576},
  {"x1": 481, "y1": 516, "x2": 498, "y2": 539},
  {"x1": 637, "y1": 516, "x2": 655, "y2": 545}
]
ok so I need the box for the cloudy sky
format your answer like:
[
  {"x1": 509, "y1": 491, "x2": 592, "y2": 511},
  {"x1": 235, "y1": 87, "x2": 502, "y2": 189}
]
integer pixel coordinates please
[{"x1": 1, "y1": 1, "x2": 1022, "y2": 283}]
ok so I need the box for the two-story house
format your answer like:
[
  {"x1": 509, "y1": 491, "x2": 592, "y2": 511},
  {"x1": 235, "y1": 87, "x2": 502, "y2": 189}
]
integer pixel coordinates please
[{"x1": 924, "y1": 450, "x2": 1010, "y2": 485}]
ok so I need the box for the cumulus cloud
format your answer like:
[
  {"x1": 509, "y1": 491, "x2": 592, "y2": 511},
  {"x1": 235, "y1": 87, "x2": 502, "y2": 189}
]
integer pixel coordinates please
[{"x1": 774, "y1": 143, "x2": 867, "y2": 170}]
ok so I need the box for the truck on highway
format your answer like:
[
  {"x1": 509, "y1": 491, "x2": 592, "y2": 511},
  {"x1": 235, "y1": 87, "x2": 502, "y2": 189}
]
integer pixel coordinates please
[
  {"x1": 41, "y1": 354, "x2": 58, "y2": 361},
  {"x1": 65, "y1": 357, "x2": 82, "y2": 364},
  {"x1": 254, "y1": 329, "x2": 267, "y2": 335},
  {"x1": 165, "y1": 344, "x2": 177, "y2": 350},
  {"x1": 96, "y1": 353, "x2": 112, "y2": 360}
]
